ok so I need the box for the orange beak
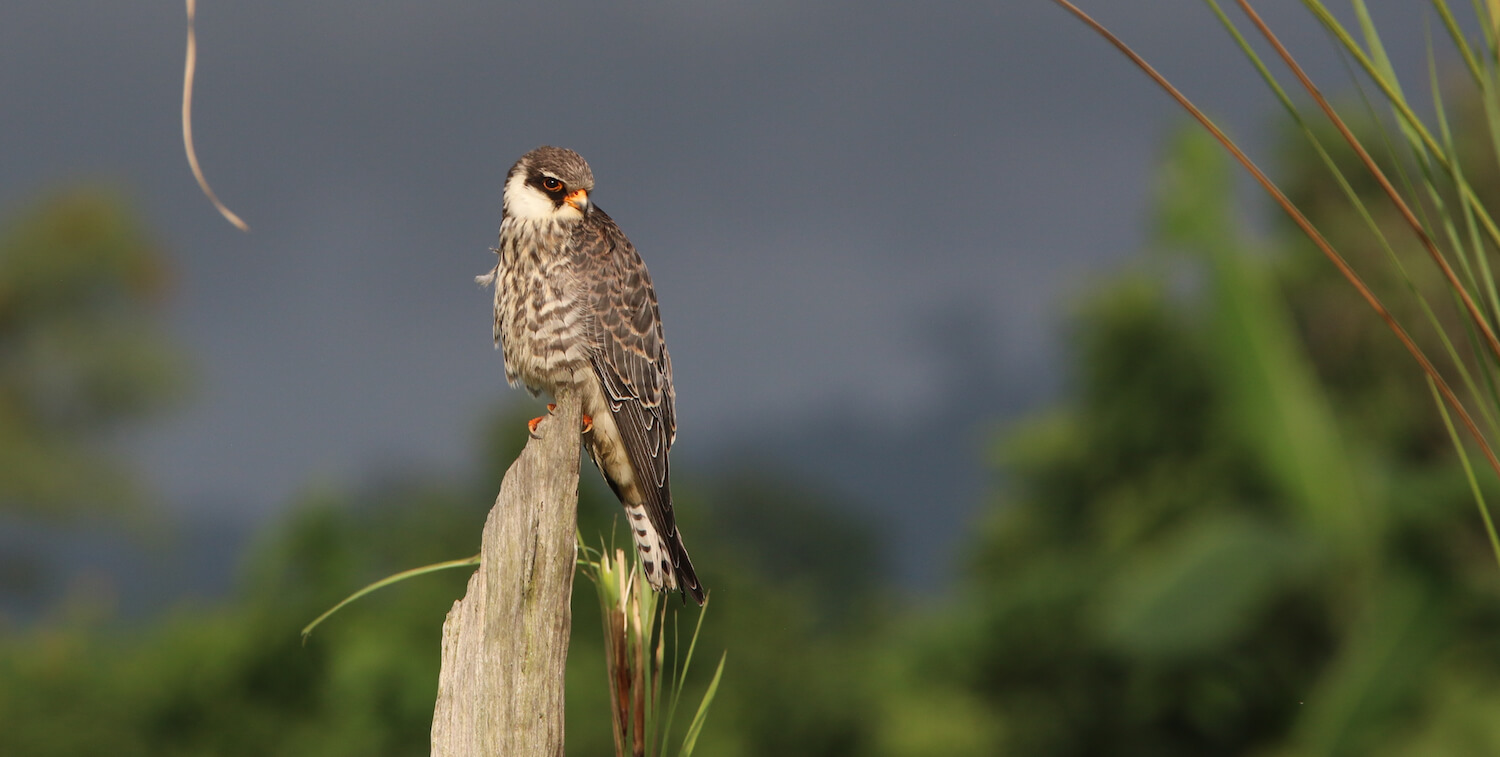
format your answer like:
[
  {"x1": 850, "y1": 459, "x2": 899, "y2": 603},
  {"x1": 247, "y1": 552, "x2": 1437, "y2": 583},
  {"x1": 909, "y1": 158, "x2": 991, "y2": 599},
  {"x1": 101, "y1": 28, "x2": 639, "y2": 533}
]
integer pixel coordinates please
[{"x1": 565, "y1": 189, "x2": 590, "y2": 214}]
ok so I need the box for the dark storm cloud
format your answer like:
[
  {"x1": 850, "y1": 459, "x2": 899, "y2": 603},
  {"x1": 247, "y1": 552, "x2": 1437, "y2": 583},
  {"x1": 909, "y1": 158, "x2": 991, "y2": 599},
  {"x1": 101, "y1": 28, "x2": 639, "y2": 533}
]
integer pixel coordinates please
[{"x1": 0, "y1": 1, "x2": 1452, "y2": 577}]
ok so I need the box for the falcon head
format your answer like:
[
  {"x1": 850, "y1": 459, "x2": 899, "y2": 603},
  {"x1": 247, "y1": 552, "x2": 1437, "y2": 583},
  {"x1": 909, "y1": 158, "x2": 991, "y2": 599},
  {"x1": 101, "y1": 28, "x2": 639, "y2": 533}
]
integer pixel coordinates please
[{"x1": 503, "y1": 146, "x2": 596, "y2": 224}]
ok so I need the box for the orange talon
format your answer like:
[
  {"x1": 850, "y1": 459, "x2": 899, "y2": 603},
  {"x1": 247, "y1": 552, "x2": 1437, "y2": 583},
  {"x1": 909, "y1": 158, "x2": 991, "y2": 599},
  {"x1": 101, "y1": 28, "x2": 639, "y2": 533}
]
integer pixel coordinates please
[
  {"x1": 526, "y1": 404, "x2": 558, "y2": 439},
  {"x1": 582, "y1": 414, "x2": 594, "y2": 434}
]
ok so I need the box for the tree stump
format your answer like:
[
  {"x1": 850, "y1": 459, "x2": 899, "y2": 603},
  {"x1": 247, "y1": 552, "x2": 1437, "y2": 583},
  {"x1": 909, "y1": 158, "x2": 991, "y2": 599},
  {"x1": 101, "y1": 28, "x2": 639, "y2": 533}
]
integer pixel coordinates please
[{"x1": 431, "y1": 392, "x2": 582, "y2": 756}]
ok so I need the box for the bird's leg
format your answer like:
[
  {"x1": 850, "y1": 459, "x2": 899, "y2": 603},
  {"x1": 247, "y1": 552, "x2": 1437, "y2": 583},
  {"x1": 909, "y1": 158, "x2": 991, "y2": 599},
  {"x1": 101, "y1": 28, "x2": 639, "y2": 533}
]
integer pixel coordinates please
[{"x1": 527, "y1": 403, "x2": 559, "y2": 439}]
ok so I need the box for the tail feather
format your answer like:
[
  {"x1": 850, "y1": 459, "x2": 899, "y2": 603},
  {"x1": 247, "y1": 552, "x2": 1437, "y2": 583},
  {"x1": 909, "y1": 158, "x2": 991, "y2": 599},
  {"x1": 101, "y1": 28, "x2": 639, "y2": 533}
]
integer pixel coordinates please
[{"x1": 624, "y1": 503, "x2": 705, "y2": 605}]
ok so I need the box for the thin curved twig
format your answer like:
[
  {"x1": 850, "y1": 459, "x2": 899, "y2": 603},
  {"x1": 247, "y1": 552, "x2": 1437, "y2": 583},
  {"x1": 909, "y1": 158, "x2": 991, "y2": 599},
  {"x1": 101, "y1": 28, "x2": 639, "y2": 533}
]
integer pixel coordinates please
[{"x1": 183, "y1": 0, "x2": 250, "y2": 232}]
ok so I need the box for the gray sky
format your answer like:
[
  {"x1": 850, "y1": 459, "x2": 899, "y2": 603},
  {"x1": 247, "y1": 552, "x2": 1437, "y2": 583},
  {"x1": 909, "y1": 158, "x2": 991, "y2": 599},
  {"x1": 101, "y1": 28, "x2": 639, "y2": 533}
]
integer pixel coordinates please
[{"x1": 1, "y1": 1, "x2": 1453, "y2": 583}]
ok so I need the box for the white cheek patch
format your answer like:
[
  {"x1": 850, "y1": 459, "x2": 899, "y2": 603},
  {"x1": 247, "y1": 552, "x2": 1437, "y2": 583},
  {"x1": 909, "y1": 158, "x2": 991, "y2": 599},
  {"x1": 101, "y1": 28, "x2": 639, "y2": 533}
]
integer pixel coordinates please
[{"x1": 503, "y1": 172, "x2": 559, "y2": 221}]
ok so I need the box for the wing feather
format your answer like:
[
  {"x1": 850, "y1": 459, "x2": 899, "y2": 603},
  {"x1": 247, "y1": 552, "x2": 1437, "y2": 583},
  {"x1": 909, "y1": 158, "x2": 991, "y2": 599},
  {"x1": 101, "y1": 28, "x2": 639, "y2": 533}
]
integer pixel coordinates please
[{"x1": 570, "y1": 208, "x2": 700, "y2": 600}]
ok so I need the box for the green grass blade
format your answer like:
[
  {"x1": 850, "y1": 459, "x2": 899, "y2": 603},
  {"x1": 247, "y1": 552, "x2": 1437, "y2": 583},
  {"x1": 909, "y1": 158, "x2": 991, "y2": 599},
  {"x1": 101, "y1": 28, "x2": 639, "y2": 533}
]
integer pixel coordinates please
[
  {"x1": 1204, "y1": 1, "x2": 1298, "y2": 110},
  {"x1": 1246, "y1": 2, "x2": 1500, "y2": 369},
  {"x1": 1429, "y1": 376, "x2": 1500, "y2": 569},
  {"x1": 1428, "y1": 44, "x2": 1500, "y2": 328},
  {"x1": 1209, "y1": 0, "x2": 1500, "y2": 439},
  {"x1": 1484, "y1": 0, "x2": 1500, "y2": 52},
  {"x1": 1350, "y1": 0, "x2": 1427, "y2": 153},
  {"x1": 660, "y1": 595, "x2": 711, "y2": 752},
  {"x1": 658, "y1": 605, "x2": 683, "y2": 755},
  {"x1": 1419, "y1": 48, "x2": 1500, "y2": 435},
  {"x1": 1447, "y1": 0, "x2": 1500, "y2": 233},
  {"x1": 1304, "y1": 0, "x2": 1500, "y2": 260},
  {"x1": 1303, "y1": 1, "x2": 1442, "y2": 159},
  {"x1": 1208, "y1": 0, "x2": 1442, "y2": 313},
  {"x1": 676, "y1": 594, "x2": 711, "y2": 693},
  {"x1": 677, "y1": 652, "x2": 726, "y2": 757},
  {"x1": 576, "y1": 531, "x2": 602, "y2": 566},
  {"x1": 300, "y1": 553, "x2": 480, "y2": 642},
  {"x1": 1432, "y1": 0, "x2": 1485, "y2": 84}
]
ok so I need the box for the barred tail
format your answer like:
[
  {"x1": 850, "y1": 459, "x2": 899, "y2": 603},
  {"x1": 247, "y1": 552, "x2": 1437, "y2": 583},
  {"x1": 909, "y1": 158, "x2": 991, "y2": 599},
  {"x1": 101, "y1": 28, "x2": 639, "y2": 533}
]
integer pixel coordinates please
[{"x1": 624, "y1": 502, "x2": 705, "y2": 605}]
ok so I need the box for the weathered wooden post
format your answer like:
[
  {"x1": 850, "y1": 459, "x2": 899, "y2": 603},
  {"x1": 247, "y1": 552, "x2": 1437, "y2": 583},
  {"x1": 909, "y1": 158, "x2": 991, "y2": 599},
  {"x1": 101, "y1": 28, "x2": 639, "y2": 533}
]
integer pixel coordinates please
[{"x1": 431, "y1": 393, "x2": 582, "y2": 756}]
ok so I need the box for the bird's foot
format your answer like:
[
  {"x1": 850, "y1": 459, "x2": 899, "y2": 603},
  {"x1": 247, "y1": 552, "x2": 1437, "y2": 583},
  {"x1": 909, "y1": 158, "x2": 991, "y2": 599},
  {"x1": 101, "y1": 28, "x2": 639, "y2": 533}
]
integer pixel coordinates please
[
  {"x1": 526, "y1": 404, "x2": 559, "y2": 439},
  {"x1": 582, "y1": 414, "x2": 594, "y2": 435}
]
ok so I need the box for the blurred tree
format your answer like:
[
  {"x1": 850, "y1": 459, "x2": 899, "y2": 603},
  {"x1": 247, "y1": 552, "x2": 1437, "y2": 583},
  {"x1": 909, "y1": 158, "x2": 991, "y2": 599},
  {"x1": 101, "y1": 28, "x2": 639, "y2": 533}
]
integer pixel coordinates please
[
  {"x1": 0, "y1": 188, "x2": 189, "y2": 611},
  {"x1": 0, "y1": 475, "x2": 479, "y2": 756},
  {"x1": 0, "y1": 394, "x2": 889, "y2": 756},
  {"x1": 891, "y1": 126, "x2": 1500, "y2": 756},
  {"x1": 0, "y1": 188, "x2": 186, "y2": 518}
]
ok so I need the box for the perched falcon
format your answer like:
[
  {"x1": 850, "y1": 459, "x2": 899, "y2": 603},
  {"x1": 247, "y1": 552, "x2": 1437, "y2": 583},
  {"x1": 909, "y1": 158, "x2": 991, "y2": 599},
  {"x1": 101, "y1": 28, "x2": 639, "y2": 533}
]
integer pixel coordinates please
[{"x1": 477, "y1": 146, "x2": 704, "y2": 605}]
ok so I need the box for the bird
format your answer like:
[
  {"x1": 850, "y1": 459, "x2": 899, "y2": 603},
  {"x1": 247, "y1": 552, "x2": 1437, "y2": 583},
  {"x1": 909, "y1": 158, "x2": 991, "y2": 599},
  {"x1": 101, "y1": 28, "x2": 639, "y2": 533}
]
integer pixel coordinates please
[{"x1": 477, "y1": 146, "x2": 704, "y2": 605}]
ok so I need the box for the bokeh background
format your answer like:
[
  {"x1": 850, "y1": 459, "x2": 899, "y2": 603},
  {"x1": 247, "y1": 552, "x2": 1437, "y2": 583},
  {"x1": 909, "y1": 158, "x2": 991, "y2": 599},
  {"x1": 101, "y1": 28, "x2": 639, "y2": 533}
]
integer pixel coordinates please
[{"x1": 4, "y1": 1, "x2": 1500, "y2": 754}]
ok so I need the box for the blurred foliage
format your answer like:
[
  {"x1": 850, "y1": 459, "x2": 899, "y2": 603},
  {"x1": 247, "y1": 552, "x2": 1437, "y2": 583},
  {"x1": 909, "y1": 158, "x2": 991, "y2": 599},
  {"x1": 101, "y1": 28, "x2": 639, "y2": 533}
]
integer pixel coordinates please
[
  {"x1": 0, "y1": 188, "x2": 185, "y2": 518},
  {"x1": 7, "y1": 106, "x2": 1500, "y2": 755},
  {"x1": 0, "y1": 479, "x2": 476, "y2": 756},
  {"x1": 919, "y1": 126, "x2": 1500, "y2": 756},
  {"x1": 0, "y1": 398, "x2": 884, "y2": 755}
]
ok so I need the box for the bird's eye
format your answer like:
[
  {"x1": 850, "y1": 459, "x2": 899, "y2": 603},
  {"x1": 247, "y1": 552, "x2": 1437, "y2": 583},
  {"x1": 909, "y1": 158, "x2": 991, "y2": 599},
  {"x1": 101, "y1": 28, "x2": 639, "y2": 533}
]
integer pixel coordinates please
[{"x1": 541, "y1": 177, "x2": 563, "y2": 192}]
